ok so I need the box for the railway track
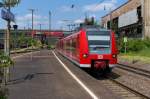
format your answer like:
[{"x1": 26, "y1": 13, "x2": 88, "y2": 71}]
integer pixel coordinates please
[
  {"x1": 117, "y1": 63, "x2": 150, "y2": 79},
  {"x1": 101, "y1": 74, "x2": 150, "y2": 99}
]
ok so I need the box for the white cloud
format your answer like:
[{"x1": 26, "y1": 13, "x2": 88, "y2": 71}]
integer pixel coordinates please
[
  {"x1": 57, "y1": 20, "x2": 65, "y2": 25},
  {"x1": 74, "y1": 19, "x2": 84, "y2": 24},
  {"x1": 16, "y1": 14, "x2": 48, "y2": 22},
  {"x1": 19, "y1": 20, "x2": 48, "y2": 25},
  {"x1": 15, "y1": 13, "x2": 49, "y2": 29},
  {"x1": 111, "y1": 0, "x2": 117, "y2": 3},
  {"x1": 16, "y1": 20, "x2": 49, "y2": 29},
  {"x1": 57, "y1": 20, "x2": 74, "y2": 25},
  {"x1": 83, "y1": 0, "x2": 117, "y2": 12},
  {"x1": 34, "y1": 21, "x2": 49, "y2": 26},
  {"x1": 57, "y1": 19, "x2": 84, "y2": 25}
]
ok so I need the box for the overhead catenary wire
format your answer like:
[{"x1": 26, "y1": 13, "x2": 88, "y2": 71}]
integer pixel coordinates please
[
  {"x1": 93, "y1": 0, "x2": 106, "y2": 11},
  {"x1": 84, "y1": 0, "x2": 106, "y2": 19}
]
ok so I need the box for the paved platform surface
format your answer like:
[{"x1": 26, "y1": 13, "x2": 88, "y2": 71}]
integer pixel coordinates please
[{"x1": 8, "y1": 50, "x2": 120, "y2": 99}]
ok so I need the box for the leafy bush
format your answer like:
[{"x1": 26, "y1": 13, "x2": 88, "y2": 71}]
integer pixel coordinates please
[
  {"x1": 118, "y1": 38, "x2": 150, "y2": 53},
  {"x1": 143, "y1": 37, "x2": 150, "y2": 48},
  {"x1": 0, "y1": 87, "x2": 8, "y2": 99},
  {"x1": 0, "y1": 53, "x2": 14, "y2": 68},
  {"x1": 127, "y1": 39, "x2": 146, "y2": 52},
  {"x1": 117, "y1": 39, "x2": 125, "y2": 53},
  {"x1": 47, "y1": 45, "x2": 55, "y2": 50}
]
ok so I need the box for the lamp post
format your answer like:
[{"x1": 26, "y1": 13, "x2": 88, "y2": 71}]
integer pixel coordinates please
[
  {"x1": 104, "y1": 5, "x2": 112, "y2": 30},
  {"x1": 29, "y1": 9, "x2": 36, "y2": 60},
  {"x1": 62, "y1": 20, "x2": 73, "y2": 31},
  {"x1": 49, "y1": 11, "x2": 51, "y2": 31},
  {"x1": 1, "y1": 3, "x2": 13, "y2": 84},
  {"x1": 109, "y1": 9, "x2": 113, "y2": 30},
  {"x1": 29, "y1": 9, "x2": 35, "y2": 31},
  {"x1": 39, "y1": 24, "x2": 42, "y2": 43},
  {"x1": 0, "y1": 0, "x2": 20, "y2": 84}
]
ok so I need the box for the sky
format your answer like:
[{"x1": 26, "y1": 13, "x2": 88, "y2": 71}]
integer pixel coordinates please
[{"x1": 0, "y1": 0, "x2": 127, "y2": 30}]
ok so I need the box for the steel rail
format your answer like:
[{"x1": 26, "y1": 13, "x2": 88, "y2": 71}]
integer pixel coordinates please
[
  {"x1": 117, "y1": 63, "x2": 150, "y2": 79},
  {"x1": 108, "y1": 75, "x2": 150, "y2": 99}
]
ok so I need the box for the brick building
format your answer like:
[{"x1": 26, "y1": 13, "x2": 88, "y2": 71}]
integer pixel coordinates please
[{"x1": 101, "y1": 0, "x2": 150, "y2": 38}]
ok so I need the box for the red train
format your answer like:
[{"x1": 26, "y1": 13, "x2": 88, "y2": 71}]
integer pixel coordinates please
[{"x1": 56, "y1": 26, "x2": 118, "y2": 74}]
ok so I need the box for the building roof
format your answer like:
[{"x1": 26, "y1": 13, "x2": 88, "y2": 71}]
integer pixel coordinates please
[{"x1": 101, "y1": 0, "x2": 130, "y2": 18}]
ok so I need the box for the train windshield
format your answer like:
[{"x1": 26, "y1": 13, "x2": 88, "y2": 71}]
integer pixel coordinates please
[{"x1": 87, "y1": 30, "x2": 111, "y2": 54}]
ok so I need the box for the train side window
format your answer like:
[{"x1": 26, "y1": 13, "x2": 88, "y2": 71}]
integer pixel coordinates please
[
  {"x1": 77, "y1": 35, "x2": 80, "y2": 49},
  {"x1": 66, "y1": 40, "x2": 70, "y2": 51}
]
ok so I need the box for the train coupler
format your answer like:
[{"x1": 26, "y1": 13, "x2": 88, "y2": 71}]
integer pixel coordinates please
[{"x1": 93, "y1": 60, "x2": 108, "y2": 69}]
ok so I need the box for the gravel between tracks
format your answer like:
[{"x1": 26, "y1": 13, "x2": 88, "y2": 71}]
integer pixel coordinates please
[{"x1": 113, "y1": 68, "x2": 150, "y2": 98}]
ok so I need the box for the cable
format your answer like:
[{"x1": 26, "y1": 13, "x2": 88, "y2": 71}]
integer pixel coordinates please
[{"x1": 94, "y1": 0, "x2": 106, "y2": 10}]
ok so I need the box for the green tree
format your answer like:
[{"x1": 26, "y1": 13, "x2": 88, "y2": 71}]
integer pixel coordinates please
[
  {"x1": 2, "y1": 0, "x2": 20, "y2": 7},
  {"x1": 17, "y1": 33, "x2": 26, "y2": 48},
  {"x1": 84, "y1": 17, "x2": 95, "y2": 25}
]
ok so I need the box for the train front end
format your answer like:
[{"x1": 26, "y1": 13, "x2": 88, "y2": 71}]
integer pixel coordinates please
[{"x1": 80, "y1": 28, "x2": 118, "y2": 73}]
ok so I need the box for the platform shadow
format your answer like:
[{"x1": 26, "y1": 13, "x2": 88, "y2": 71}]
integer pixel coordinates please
[{"x1": 7, "y1": 72, "x2": 54, "y2": 85}]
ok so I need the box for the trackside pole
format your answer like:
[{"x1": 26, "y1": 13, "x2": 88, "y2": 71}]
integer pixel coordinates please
[{"x1": 123, "y1": 37, "x2": 127, "y2": 54}]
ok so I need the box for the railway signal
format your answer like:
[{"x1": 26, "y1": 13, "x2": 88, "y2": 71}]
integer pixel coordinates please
[{"x1": 123, "y1": 37, "x2": 128, "y2": 54}]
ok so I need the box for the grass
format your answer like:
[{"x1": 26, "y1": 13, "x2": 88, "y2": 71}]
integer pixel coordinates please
[
  {"x1": 119, "y1": 48, "x2": 150, "y2": 63},
  {"x1": 0, "y1": 96, "x2": 7, "y2": 99},
  {"x1": 138, "y1": 48, "x2": 150, "y2": 57}
]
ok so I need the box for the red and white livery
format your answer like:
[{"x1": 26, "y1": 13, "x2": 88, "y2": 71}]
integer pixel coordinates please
[{"x1": 56, "y1": 26, "x2": 118, "y2": 74}]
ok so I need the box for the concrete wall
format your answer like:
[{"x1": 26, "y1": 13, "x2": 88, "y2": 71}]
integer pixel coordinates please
[
  {"x1": 144, "y1": 0, "x2": 150, "y2": 37},
  {"x1": 101, "y1": 0, "x2": 150, "y2": 38},
  {"x1": 102, "y1": 0, "x2": 141, "y2": 27}
]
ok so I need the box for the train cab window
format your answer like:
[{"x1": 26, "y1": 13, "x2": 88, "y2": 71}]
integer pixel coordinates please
[{"x1": 87, "y1": 29, "x2": 111, "y2": 54}]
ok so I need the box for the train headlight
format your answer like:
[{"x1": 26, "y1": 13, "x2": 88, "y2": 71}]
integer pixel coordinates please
[
  {"x1": 83, "y1": 54, "x2": 88, "y2": 58},
  {"x1": 112, "y1": 54, "x2": 117, "y2": 58}
]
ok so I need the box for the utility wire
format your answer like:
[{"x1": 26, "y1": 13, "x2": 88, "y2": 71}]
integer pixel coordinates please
[{"x1": 93, "y1": 0, "x2": 106, "y2": 10}]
